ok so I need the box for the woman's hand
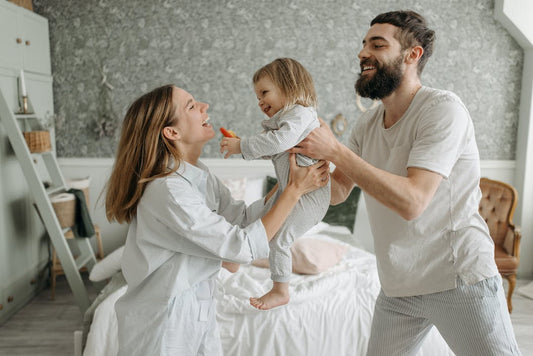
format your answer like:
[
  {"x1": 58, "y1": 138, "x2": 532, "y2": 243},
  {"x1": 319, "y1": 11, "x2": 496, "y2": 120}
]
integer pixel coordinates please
[
  {"x1": 260, "y1": 154, "x2": 329, "y2": 240},
  {"x1": 289, "y1": 118, "x2": 340, "y2": 162},
  {"x1": 287, "y1": 153, "x2": 329, "y2": 196}
]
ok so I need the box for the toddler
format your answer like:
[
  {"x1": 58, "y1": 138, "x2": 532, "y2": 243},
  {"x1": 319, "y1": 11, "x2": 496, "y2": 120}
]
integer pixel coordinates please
[{"x1": 220, "y1": 58, "x2": 330, "y2": 310}]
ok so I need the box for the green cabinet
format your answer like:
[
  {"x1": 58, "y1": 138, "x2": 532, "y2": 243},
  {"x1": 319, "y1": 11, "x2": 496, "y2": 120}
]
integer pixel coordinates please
[
  {"x1": 0, "y1": 3, "x2": 19, "y2": 70},
  {"x1": 0, "y1": 1, "x2": 51, "y2": 75},
  {"x1": 0, "y1": 1, "x2": 54, "y2": 324}
]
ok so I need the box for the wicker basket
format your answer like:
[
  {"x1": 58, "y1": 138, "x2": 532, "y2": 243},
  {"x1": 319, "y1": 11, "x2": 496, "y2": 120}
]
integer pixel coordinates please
[
  {"x1": 50, "y1": 193, "x2": 76, "y2": 228},
  {"x1": 23, "y1": 131, "x2": 51, "y2": 153},
  {"x1": 68, "y1": 177, "x2": 91, "y2": 207},
  {"x1": 7, "y1": 0, "x2": 33, "y2": 11}
]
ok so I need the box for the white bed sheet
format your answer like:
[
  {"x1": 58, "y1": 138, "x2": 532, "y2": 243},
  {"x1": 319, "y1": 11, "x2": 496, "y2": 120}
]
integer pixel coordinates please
[{"x1": 84, "y1": 230, "x2": 454, "y2": 356}]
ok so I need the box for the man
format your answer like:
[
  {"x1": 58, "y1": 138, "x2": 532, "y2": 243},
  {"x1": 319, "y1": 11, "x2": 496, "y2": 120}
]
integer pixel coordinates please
[{"x1": 291, "y1": 10, "x2": 521, "y2": 355}]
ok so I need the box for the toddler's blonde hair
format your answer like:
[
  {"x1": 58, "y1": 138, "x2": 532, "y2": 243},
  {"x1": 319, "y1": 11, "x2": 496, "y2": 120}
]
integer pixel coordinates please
[{"x1": 253, "y1": 58, "x2": 317, "y2": 109}]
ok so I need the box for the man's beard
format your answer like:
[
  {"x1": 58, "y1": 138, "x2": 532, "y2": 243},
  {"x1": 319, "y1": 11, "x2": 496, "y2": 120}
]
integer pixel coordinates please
[{"x1": 355, "y1": 55, "x2": 403, "y2": 100}]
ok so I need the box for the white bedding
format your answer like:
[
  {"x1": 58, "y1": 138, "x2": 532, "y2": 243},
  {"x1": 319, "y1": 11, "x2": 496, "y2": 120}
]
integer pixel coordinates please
[{"x1": 84, "y1": 228, "x2": 454, "y2": 356}]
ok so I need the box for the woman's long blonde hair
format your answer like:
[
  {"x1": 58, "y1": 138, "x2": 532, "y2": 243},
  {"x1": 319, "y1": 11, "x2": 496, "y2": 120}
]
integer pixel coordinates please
[
  {"x1": 252, "y1": 57, "x2": 317, "y2": 110},
  {"x1": 105, "y1": 84, "x2": 181, "y2": 224}
]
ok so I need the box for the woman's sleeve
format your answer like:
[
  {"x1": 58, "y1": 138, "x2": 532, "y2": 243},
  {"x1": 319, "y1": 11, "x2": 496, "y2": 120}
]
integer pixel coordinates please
[
  {"x1": 138, "y1": 179, "x2": 269, "y2": 264},
  {"x1": 213, "y1": 176, "x2": 267, "y2": 227}
]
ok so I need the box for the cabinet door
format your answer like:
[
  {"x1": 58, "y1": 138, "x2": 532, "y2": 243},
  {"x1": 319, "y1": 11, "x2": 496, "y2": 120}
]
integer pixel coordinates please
[
  {"x1": 0, "y1": 69, "x2": 20, "y2": 111},
  {"x1": 0, "y1": 80, "x2": 7, "y2": 316},
  {"x1": 26, "y1": 73, "x2": 54, "y2": 123},
  {"x1": 0, "y1": 2, "x2": 21, "y2": 70},
  {"x1": 26, "y1": 73, "x2": 55, "y2": 149},
  {"x1": 0, "y1": 75, "x2": 34, "y2": 291},
  {"x1": 21, "y1": 11, "x2": 51, "y2": 75},
  {"x1": 0, "y1": 2, "x2": 51, "y2": 75}
]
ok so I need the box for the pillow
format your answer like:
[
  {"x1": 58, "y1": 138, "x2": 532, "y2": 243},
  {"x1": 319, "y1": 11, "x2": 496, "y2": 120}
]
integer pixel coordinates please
[
  {"x1": 243, "y1": 177, "x2": 265, "y2": 205},
  {"x1": 265, "y1": 176, "x2": 361, "y2": 232},
  {"x1": 89, "y1": 246, "x2": 124, "y2": 282},
  {"x1": 252, "y1": 238, "x2": 348, "y2": 274},
  {"x1": 221, "y1": 177, "x2": 247, "y2": 201}
]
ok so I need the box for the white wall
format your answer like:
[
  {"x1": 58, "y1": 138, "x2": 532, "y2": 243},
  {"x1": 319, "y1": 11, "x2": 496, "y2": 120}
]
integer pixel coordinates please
[
  {"x1": 494, "y1": 0, "x2": 533, "y2": 279},
  {"x1": 58, "y1": 158, "x2": 127, "y2": 255},
  {"x1": 59, "y1": 158, "x2": 529, "y2": 278},
  {"x1": 495, "y1": 0, "x2": 533, "y2": 46},
  {"x1": 58, "y1": 158, "x2": 279, "y2": 255}
]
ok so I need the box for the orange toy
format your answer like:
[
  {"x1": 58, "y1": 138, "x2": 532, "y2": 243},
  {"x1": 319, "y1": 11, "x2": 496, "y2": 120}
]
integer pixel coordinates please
[{"x1": 220, "y1": 127, "x2": 237, "y2": 138}]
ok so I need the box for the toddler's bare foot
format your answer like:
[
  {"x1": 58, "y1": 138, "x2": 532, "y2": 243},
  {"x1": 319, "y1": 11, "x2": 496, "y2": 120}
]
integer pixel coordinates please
[
  {"x1": 222, "y1": 261, "x2": 240, "y2": 273},
  {"x1": 250, "y1": 289, "x2": 289, "y2": 310}
]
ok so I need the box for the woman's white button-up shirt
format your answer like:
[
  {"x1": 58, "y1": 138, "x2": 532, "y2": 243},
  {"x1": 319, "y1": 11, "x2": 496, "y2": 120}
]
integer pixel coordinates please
[
  {"x1": 115, "y1": 160, "x2": 269, "y2": 355},
  {"x1": 121, "y1": 160, "x2": 268, "y2": 297}
]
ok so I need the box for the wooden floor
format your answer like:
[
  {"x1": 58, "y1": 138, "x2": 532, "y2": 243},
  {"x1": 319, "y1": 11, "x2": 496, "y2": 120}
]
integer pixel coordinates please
[
  {"x1": 0, "y1": 275, "x2": 97, "y2": 356},
  {"x1": 0, "y1": 276, "x2": 532, "y2": 356}
]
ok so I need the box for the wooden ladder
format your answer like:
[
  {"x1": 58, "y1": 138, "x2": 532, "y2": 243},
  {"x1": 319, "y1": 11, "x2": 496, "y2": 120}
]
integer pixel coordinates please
[{"x1": 0, "y1": 89, "x2": 100, "y2": 313}]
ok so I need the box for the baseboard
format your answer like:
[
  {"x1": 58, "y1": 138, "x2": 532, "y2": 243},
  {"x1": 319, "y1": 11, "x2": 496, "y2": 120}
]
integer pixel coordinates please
[
  {"x1": 56, "y1": 157, "x2": 518, "y2": 260},
  {"x1": 58, "y1": 158, "x2": 516, "y2": 180},
  {"x1": 0, "y1": 260, "x2": 48, "y2": 326},
  {"x1": 479, "y1": 160, "x2": 516, "y2": 185}
]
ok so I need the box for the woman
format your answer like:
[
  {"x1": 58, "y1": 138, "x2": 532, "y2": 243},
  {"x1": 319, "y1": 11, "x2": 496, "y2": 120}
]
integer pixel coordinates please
[{"x1": 105, "y1": 84, "x2": 329, "y2": 356}]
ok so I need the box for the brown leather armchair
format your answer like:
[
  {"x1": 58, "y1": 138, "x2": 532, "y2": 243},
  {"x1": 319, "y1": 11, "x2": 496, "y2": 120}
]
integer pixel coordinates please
[{"x1": 478, "y1": 177, "x2": 521, "y2": 313}]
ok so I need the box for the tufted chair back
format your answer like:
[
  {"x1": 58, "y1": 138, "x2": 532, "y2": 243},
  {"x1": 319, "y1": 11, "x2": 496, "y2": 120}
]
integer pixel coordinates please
[
  {"x1": 478, "y1": 177, "x2": 521, "y2": 312},
  {"x1": 479, "y1": 178, "x2": 517, "y2": 250}
]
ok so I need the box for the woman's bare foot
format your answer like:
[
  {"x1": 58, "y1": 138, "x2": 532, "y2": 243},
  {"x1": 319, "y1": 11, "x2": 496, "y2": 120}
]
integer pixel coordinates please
[{"x1": 250, "y1": 282, "x2": 289, "y2": 310}]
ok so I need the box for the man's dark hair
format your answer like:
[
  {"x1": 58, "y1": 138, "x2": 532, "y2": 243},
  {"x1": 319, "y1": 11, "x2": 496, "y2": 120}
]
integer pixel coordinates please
[{"x1": 371, "y1": 10, "x2": 435, "y2": 75}]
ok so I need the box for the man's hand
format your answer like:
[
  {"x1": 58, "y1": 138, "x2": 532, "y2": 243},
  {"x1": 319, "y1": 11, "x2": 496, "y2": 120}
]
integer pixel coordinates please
[
  {"x1": 289, "y1": 118, "x2": 340, "y2": 161},
  {"x1": 220, "y1": 137, "x2": 242, "y2": 159}
]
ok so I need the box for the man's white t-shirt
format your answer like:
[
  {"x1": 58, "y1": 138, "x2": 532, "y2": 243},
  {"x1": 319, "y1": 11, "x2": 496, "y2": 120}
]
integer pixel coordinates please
[{"x1": 348, "y1": 86, "x2": 498, "y2": 297}]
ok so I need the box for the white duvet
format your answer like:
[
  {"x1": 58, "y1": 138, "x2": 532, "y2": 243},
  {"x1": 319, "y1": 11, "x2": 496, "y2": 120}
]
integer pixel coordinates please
[{"x1": 84, "y1": 231, "x2": 454, "y2": 356}]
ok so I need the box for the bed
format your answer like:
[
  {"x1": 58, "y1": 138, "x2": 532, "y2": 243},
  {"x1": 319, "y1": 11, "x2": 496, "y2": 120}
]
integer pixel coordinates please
[
  {"x1": 81, "y1": 226, "x2": 454, "y2": 356},
  {"x1": 79, "y1": 171, "x2": 455, "y2": 356}
]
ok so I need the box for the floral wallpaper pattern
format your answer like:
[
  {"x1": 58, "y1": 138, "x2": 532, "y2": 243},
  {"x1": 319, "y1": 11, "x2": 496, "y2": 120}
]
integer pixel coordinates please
[{"x1": 32, "y1": 0, "x2": 523, "y2": 160}]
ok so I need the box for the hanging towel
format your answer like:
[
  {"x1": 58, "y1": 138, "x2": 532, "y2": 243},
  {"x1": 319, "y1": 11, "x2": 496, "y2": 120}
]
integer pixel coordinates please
[{"x1": 68, "y1": 188, "x2": 95, "y2": 238}]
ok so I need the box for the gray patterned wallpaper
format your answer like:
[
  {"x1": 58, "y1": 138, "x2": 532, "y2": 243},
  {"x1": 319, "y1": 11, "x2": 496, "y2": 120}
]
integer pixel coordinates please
[{"x1": 32, "y1": 0, "x2": 523, "y2": 160}]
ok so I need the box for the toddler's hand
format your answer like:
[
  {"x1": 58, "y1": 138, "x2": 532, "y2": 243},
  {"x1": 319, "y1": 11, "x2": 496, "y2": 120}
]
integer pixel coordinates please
[{"x1": 220, "y1": 137, "x2": 241, "y2": 159}]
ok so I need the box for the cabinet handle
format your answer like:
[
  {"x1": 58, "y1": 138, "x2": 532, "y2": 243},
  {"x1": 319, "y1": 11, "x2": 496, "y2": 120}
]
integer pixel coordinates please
[
  {"x1": 0, "y1": 304, "x2": 3, "y2": 310},
  {"x1": 7, "y1": 296, "x2": 14, "y2": 303},
  {"x1": 16, "y1": 38, "x2": 22, "y2": 44},
  {"x1": 25, "y1": 40, "x2": 31, "y2": 46}
]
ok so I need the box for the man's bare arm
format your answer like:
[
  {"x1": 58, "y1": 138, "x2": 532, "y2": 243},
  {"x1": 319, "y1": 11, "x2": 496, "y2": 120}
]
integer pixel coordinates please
[
  {"x1": 330, "y1": 168, "x2": 356, "y2": 205},
  {"x1": 291, "y1": 119, "x2": 442, "y2": 220}
]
